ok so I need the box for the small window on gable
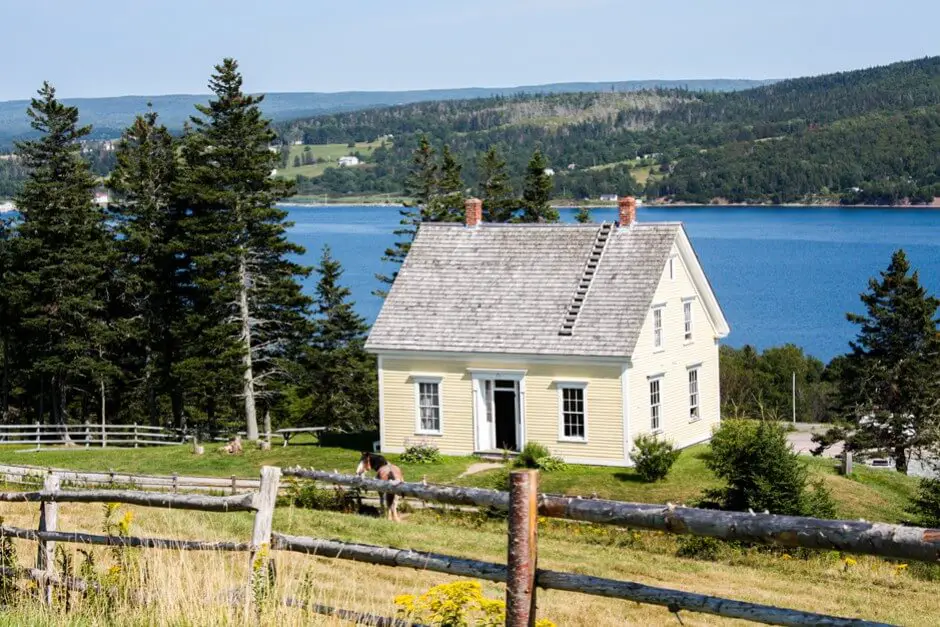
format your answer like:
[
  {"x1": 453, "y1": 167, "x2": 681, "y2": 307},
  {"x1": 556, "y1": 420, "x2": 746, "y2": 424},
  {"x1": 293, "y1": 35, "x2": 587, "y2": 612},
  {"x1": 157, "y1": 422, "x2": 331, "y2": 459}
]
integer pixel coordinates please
[
  {"x1": 669, "y1": 257, "x2": 675, "y2": 280},
  {"x1": 683, "y1": 300, "x2": 693, "y2": 342},
  {"x1": 415, "y1": 378, "x2": 443, "y2": 435},
  {"x1": 558, "y1": 382, "x2": 587, "y2": 442},
  {"x1": 653, "y1": 306, "x2": 664, "y2": 350}
]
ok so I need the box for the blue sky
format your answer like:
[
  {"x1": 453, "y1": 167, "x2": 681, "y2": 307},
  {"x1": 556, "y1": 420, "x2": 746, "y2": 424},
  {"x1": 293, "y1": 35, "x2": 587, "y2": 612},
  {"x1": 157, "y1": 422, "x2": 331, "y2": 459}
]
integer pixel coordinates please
[{"x1": 3, "y1": 0, "x2": 938, "y2": 100}]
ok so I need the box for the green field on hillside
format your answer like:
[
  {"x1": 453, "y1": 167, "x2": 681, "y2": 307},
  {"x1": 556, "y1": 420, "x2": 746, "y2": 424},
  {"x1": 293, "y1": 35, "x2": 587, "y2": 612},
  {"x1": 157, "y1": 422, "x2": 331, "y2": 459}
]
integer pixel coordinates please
[{"x1": 276, "y1": 141, "x2": 384, "y2": 179}]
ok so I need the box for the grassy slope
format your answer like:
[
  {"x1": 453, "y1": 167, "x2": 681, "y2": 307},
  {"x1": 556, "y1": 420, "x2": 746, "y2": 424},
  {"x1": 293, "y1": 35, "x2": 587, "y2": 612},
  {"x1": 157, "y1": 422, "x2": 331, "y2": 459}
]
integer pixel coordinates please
[
  {"x1": 0, "y1": 439, "x2": 918, "y2": 522},
  {"x1": 276, "y1": 141, "x2": 382, "y2": 179}
]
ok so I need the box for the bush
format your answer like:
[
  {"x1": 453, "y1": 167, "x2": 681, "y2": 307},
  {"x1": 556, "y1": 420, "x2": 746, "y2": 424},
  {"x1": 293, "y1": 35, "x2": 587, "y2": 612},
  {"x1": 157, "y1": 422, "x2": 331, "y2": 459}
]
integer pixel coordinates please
[
  {"x1": 632, "y1": 434, "x2": 680, "y2": 482},
  {"x1": 705, "y1": 419, "x2": 836, "y2": 518},
  {"x1": 400, "y1": 443, "x2": 442, "y2": 464},
  {"x1": 908, "y1": 478, "x2": 940, "y2": 527},
  {"x1": 514, "y1": 441, "x2": 551, "y2": 468},
  {"x1": 284, "y1": 480, "x2": 362, "y2": 513},
  {"x1": 675, "y1": 536, "x2": 724, "y2": 561},
  {"x1": 513, "y1": 442, "x2": 567, "y2": 472}
]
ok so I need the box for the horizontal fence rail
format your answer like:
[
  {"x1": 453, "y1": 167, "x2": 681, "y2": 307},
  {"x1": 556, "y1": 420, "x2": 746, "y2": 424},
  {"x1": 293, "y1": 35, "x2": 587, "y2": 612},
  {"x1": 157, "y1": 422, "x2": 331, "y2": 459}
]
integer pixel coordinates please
[
  {"x1": 272, "y1": 533, "x2": 886, "y2": 627},
  {"x1": 0, "y1": 525, "x2": 251, "y2": 552},
  {"x1": 0, "y1": 464, "x2": 261, "y2": 494},
  {"x1": 0, "y1": 488, "x2": 258, "y2": 512},
  {"x1": 0, "y1": 422, "x2": 184, "y2": 449},
  {"x1": 285, "y1": 467, "x2": 940, "y2": 564}
]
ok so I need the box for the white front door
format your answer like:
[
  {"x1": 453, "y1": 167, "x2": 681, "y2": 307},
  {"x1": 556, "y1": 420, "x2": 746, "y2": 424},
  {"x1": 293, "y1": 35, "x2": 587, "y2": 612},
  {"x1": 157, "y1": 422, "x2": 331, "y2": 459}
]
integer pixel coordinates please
[{"x1": 471, "y1": 370, "x2": 527, "y2": 453}]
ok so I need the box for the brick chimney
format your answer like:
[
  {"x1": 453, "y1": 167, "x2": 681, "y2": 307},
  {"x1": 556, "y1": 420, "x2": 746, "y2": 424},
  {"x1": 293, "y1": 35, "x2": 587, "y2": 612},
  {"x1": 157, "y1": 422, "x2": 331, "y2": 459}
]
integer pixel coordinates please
[
  {"x1": 465, "y1": 197, "x2": 483, "y2": 227},
  {"x1": 618, "y1": 196, "x2": 637, "y2": 226}
]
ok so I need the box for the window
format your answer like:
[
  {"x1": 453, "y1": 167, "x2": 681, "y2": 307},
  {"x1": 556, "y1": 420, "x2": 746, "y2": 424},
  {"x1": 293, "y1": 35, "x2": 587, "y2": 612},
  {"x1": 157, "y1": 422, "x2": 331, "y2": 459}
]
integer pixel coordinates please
[
  {"x1": 669, "y1": 257, "x2": 675, "y2": 280},
  {"x1": 415, "y1": 378, "x2": 442, "y2": 434},
  {"x1": 652, "y1": 306, "x2": 664, "y2": 350},
  {"x1": 558, "y1": 383, "x2": 587, "y2": 441},
  {"x1": 683, "y1": 300, "x2": 693, "y2": 341},
  {"x1": 688, "y1": 368, "x2": 700, "y2": 421},
  {"x1": 650, "y1": 378, "x2": 662, "y2": 432}
]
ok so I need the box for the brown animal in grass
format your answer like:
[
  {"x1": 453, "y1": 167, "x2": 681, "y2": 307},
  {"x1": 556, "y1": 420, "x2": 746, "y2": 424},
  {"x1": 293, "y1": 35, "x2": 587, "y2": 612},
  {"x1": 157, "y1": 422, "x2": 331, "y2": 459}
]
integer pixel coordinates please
[{"x1": 356, "y1": 452, "x2": 403, "y2": 522}]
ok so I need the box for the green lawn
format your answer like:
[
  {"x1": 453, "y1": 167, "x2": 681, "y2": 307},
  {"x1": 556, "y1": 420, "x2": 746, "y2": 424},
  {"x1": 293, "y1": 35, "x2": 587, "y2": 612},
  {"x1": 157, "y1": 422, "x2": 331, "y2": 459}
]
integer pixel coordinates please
[
  {"x1": 0, "y1": 439, "x2": 918, "y2": 523},
  {"x1": 276, "y1": 141, "x2": 384, "y2": 179}
]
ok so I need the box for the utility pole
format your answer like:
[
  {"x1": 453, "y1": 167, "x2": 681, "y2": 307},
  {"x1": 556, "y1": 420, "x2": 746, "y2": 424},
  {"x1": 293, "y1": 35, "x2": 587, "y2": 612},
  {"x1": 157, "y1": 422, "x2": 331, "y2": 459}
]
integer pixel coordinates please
[{"x1": 791, "y1": 371, "x2": 797, "y2": 424}]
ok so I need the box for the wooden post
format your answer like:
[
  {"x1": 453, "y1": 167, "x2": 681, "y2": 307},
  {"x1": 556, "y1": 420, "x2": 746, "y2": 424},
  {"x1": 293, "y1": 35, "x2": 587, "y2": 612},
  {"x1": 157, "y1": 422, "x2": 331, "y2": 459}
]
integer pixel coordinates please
[
  {"x1": 84, "y1": 421, "x2": 90, "y2": 449},
  {"x1": 231, "y1": 475, "x2": 238, "y2": 495},
  {"x1": 101, "y1": 421, "x2": 106, "y2": 448},
  {"x1": 172, "y1": 472, "x2": 179, "y2": 493},
  {"x1": 506, "y1": 469, "x2": 538, "y2": 627},
  {"x1": 133, "y1": 422, "x2": 139, "y2": 448},
  {"x1": 36, "y1": 473, "x2": 60, "y2": 606},
  {"x1": 247, "y1": 466, "x2": 281, "y2": 612},
  {"x1": 34, "y1": 421, "x2": 40, "y2": 451}
]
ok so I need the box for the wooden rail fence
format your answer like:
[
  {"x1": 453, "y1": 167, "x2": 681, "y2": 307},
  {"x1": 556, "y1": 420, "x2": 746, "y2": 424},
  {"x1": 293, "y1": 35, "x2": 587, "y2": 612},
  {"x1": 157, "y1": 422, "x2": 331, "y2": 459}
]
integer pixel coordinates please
[
  {"x1": 0, "y1": 423, "x2": 184, "y2": 449},
  {"x1": 3, "y1": 465, "x2": 934, "y2": 625}
]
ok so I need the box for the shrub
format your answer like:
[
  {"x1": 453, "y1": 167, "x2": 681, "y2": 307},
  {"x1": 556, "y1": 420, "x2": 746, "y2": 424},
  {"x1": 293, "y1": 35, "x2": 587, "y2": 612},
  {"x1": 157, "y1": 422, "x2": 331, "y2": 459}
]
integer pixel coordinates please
[
  {"x1": 284, "y1": 479, "x2": 362, "y2": 513},
  {"x1": 514, "y1": 441, "x2": 551, "y2": 468},
  {"x1": 533, "y1": 455, "x2": 568, "y2": 472},
  {"x1": 675, "y1": 536, "x2": 724, "y2": 561},
  {"x1": 908, "y1": 478, "x2": 940, "y2": 527},
  {"x1": 395, "y1": 580, "x2": 556, "y2": 627},
  {"x1": 705, "y1": 419, "x2": 836, "y2": 518},
  {"x1": 400, "y1": 443, "x2": 442, "y2": 464},
  {"x1": 632, "y1": 434, "x2": 680, "y2": 482}
]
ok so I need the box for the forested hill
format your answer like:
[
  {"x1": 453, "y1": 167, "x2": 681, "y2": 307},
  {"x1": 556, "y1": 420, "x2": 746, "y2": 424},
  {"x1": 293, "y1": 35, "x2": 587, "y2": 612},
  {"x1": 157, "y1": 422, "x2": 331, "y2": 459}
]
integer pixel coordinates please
[
  {"x1": 0, "y1": 78, "x2": 769, "y2": 149},
  {"x1": 279, "y1": 56, "x2": 940, "y2": 205}
]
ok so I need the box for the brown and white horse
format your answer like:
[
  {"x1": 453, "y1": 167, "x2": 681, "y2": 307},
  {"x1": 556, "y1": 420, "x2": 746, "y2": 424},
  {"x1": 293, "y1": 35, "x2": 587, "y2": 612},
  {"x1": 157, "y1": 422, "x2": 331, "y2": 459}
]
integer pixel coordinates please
[{"x1": 356, "y1": 452, "x2": 403, "y2": 522}]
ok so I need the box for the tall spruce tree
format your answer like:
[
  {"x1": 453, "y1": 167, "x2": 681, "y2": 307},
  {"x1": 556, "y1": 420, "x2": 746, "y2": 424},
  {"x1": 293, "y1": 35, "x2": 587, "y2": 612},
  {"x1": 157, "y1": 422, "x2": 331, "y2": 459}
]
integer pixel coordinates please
[
  {"x1": 375, "y1": 135, "x2": 438, "y2": 293},
  {"x1": 13, "y1": 83, "x2": 116, "y2": 429},
  {"x1": 305, "y1": 246, "x2": 376, "y2": 431},
  {"x1": 478, "y1": 146, "x2": 515, "y2": 222},
  {"x1": 0, "y1": 215, "x2": 17, "y2": 418},
  {"x1": 427, "y1": 144, "x2": 464, "y2": 222},
  {"x1": 179, "y1": 59, "x2": 310, "y2": 440},
  {"x1": 574, "y1": 206, "x2": 592, "y2": 223},
  {"x1": 832, "y1": 250, "x2": 940, "y2": 473},
  {"x1": 520, "y1": 148, "x2": 559, "y2": 223},
  {"x1": 110, "y1": 109, "x2": 187, "y2": 427}
]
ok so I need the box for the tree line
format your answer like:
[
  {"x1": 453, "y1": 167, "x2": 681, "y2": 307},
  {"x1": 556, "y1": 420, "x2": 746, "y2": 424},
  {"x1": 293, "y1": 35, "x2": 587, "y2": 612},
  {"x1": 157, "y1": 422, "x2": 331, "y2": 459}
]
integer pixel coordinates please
[{"x1": 0, "y1": 60, "x2": 376, "y2": 439}]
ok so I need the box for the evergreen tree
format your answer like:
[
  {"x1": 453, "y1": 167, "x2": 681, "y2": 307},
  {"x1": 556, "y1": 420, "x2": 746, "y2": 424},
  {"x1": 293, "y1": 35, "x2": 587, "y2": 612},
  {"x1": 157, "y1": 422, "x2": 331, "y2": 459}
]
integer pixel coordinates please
[
  {"x1": 574, "y1": 206, "x2": 592, "y2": 223},
  {"x1": 305, "y1": 246, "x2": 376, "y2": 431},
  {"x1": 109, "y1": 109, "x2": 187, "y2": 427},
  {"x1": 376, "y1": 135, "x2": 437, "y2": 292},
  {"x1": 0, "y1": 215, "x2": 18, "y2": 418},
  {"x1": 428, "y1": 144, "x2": 464, "y2": 222},
  {"x1": 520, "y1": 148, "x2": 559, "y2": 222},
  {"x1": 179, "y1": 59, "x2": 310, "y2": 440},
  {"x1": 831, "y1": 250, "x2": 940, "y2": 473},
  {"x1": 478, "y1": 146, "x2": 515, "y2": 222},
  {"x1": 12, "y1": 83, "x2": 116, "y2": 428}
]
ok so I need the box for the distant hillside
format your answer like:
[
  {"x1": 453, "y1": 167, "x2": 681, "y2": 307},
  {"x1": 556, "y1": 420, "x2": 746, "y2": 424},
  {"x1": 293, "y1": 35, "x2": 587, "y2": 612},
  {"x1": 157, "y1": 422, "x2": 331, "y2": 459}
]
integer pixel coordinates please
[
  {"x1": 0, "y1": 78, "x2": 771, "y2": 149},
  {"x1": 279, "y1": 56, "x2": 940, "y2": 205}
]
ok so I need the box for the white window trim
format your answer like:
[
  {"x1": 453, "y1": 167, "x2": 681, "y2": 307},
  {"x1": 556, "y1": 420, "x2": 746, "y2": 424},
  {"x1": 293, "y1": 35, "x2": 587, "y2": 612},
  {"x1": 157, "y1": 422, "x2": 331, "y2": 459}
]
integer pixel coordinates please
[
  {"x1": 687, "y1": 364, "x2": 702, "y2": 423},
  {"x1": 652, "y1": 304, "x2": 666, "y2": 352},
  {"x1": 649, "y1": 375, "x2": 663, "y2": 434},
  {"x1": 413, "y1": 375, "x2": 444, "y2": 436},
  {"x1": 682, "y1": 297, "x2": 695, "y2": 344},
  {"x1": 556, "y1": 381, "x2": 588, "y2": 443}
]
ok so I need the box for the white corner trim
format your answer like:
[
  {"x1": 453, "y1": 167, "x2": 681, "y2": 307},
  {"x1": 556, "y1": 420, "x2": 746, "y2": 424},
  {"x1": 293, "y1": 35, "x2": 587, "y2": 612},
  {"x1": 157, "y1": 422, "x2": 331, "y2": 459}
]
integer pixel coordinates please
[
  {"x1": 621, "y1": 363, "x2": 631, "y2": 464},
  {"x1": 377, "y1": 355, "x2": 386, "y2": 452}
]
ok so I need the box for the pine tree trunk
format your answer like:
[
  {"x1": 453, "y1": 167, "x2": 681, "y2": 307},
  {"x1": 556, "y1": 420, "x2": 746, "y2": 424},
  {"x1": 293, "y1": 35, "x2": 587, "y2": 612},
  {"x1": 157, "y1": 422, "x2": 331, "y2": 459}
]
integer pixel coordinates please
[
  {"x1": 239, "y1": 254, "x2": 259, "y2": 441},
  {"x1": 55, "y1": 377, "x2": 73, "y2": 444},
  {"x1": 1, "y1": 333, "x2": 8, "y2": 419},
  {"x1": 263, "y1": 407, "x2": 272, "y2": 442},
  {"x1": 894, "y1": 446, "x2": 908, "y2": 474},
  {"x1": 172, "y1": 389, "x2": 185, "y2": 432}
]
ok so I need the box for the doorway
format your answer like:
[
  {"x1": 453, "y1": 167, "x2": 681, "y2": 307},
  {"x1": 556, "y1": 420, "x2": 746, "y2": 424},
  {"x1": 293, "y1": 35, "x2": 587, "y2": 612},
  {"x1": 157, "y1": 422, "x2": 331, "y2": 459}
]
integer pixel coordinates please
[{"x1": 475, "y1": 377, "x2": 521, "y2": 452}]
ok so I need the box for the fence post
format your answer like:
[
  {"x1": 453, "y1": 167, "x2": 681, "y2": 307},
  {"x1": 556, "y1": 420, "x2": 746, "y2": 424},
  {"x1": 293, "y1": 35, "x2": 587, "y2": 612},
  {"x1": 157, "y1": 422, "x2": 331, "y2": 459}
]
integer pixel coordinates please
[
  {"x1": 842, "y1": 450, "x2": 853, "y2": 475},
  {"x1": 84, "y1": 421, "x2": 90, "y2": 449},
  {"x1": 102, "y1": 421, "x2": 106, "y2": 448},
  {"x1": 35, "y1": 421, "x2": 40, "y2": 451},
  {"x1": 231, "y1": 475, "x2": 237, "y2": 495},
  {"x1": 506, "y1": 469, "x2": 539, "y2": 627},
  {"x1": 247, "y1": 466, "x2": 281, "y2": 612},
  {"x1": 36, "y1": 473, "x2": 60, "y2": 606},
  {"x1": 133, "y1": 422, "x2": 138, "y2": 448},
  {"x1": 172, "y1": 472, "x2": 179, "y2": 493}
]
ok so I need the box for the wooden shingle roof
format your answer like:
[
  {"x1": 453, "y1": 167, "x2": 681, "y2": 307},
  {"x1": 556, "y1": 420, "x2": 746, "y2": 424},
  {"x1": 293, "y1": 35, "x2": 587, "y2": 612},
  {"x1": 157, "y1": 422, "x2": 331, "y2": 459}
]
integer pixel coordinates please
[{"x1": 366, "y1": 221, "x2": 684, "y2": 358}]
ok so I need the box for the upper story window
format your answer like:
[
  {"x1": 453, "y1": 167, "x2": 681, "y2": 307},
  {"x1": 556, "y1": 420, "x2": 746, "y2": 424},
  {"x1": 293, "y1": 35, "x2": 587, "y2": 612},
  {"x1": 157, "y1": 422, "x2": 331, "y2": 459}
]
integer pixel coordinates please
[
  {"x1": 415, "y1": 377, "x2": 443, "y2": 434},
  {"x1": 649, "y1": 377, "x2": 662, "y2": 432},
  {"x1": 683, "y1": 300, "x2": 693, "y2": 342},
  {"x1": 558, "y1": 382, "x2": 587, "y2": 441},
  {"x1": 688, "y1": 367, "x2": 700, "y2": 421},
  {"x1": 653, "y1": 306, "x2": 664, "y2": 350},
  {"x1": 668, "y1": 257, "x2": 675, "y2": 280}
]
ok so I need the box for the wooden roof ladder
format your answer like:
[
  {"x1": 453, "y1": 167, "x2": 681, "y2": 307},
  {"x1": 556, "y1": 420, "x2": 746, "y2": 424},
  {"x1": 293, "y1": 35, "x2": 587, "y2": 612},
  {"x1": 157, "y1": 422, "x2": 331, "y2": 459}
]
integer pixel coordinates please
[{"x1": 559, "y1": 222, "x2": 613, "y2": 336}]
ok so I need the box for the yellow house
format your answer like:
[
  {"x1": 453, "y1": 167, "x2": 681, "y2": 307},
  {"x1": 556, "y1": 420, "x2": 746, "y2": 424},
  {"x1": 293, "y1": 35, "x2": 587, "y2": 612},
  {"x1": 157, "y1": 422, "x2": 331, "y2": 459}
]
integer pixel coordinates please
[{"x1": 365, "y1": 197, "x2": 730, "y2": 466}]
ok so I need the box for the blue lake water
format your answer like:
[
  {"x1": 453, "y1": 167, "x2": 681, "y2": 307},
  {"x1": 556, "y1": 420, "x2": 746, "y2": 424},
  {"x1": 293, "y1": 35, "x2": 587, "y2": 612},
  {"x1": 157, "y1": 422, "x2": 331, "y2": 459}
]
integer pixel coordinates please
[{"x1": 284, "y1": 205, "x2": 940, "y2": 362}]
